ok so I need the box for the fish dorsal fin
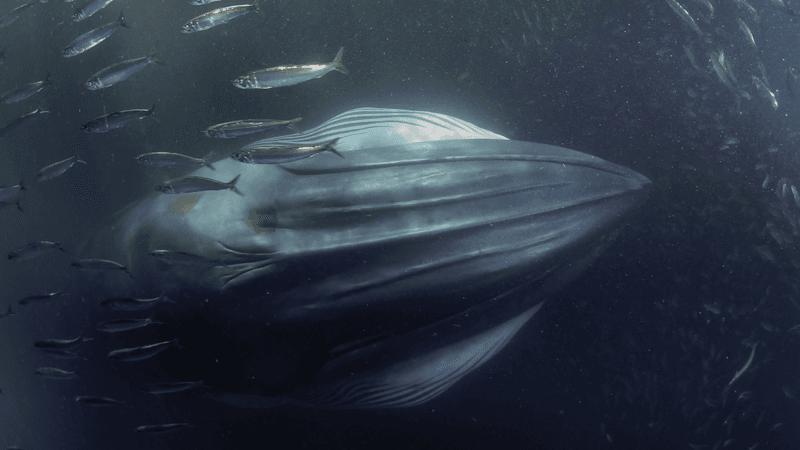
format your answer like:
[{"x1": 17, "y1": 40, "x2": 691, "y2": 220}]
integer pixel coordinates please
[{"x1": 290, "y1": 301, "x2": 544, "y2": 409}]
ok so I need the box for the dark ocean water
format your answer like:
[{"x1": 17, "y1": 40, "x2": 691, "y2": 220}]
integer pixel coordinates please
[{"x1": 0, "y1": 0, "x2": 798, "y2": 449}]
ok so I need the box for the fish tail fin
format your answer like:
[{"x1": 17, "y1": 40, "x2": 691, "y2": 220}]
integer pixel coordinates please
[
  {"x1": 252, "y1": 0, "x2": 262, "y2": 15},
  {"x1": 18, "y1": 179, "x2": 26, "y2": 191},
  {"x1": 56, "y1": 242, "x2": 67, "y2": 252},
  {"x1": 148, "y1": 42, "x2": 165, "y2": 66},
  {"x1": 332, "y1": 47, "x2": 348, "y2": 75},
  {"x1": 14, "y1": 197, "x2": 22, "y2": 212},
  {"x1": 118, "y1": 9, "x2": 130, "y2": 28},
  {"x1": 5, "y1": 304, "x2": 12, "y2": 314},
  {"x1": 228, "y1": 174, "x2": 243, "y2": 196},
  {"x1": 75, "y1": 156, "x2": 89, "y2": 166},
  {"x1": 44, "y1": 72, "x2": 53, "y2": 87},
  {"x1": 202, "y1": 151, "x2": 215, "y2": 170},
  {"x1": 148, "y1": 103, "x2": 156, "y2": 115},
  {"x1": 326, "y1": 138, "x2": 345, "y2": 159}
]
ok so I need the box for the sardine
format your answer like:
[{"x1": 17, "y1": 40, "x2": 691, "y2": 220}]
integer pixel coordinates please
[
  {"x1": 737, "y1": 18, "x2": 756, "y2": 49},
  {"x1": 0, "y1": 108, "x2": 49, "y2": 137},
  {"x1": 135, "y1": 151, "x2": 214, "y2": 170},
  {"x1": 18, "y1": 291, "x2": 65, "y2": 305},
  {"x1": 182, "y1": 0, "x2": 260, "y2": 33},
  {"x1": 71, "y1": 258, "x2": 134, "y2": 278},
  {"x1": 75, "y1": 395, "x2": 131, "y2": 408},
  {"x1": 34, "y1": 335, "x2": 93, "y2": 350},
  {"x1": 231, "y1": 138, "x2": 342, "y2": 164},
  {"x1": 107, "y1": 338, "x2": 180, "y2": 362},
  {"x1": 35, "y1": 367, "x2": 79, "y2": 379},
  {"x1": 64, "y1": 9, "x2": 129, "y2": 57},
  {"x1": 36, "y1": 155, "x2": 87, "y2": 182},
  {"x1": 155, "y1": 174, "x2": 242, "y2": 195},
  {"x1": 41, "y1": 349, "x2": 86, "y2": 360},
  {"x1": 0, "y1": 1, "x2": 34, "y2": 28},
  {"x1": 752, "y1": 76, "x2": 778, "y2": 109},
  {"x1": 728, "y1": 343, "x2": 757, "y2": 386},
  {"x1": 139, "y1": 380, "x2": 204, "y2": 395},
  {"x1": 189, "y1": 0, "x2": 220, "y2": 4},
  {"x1": 86, "y1": 45, "x2": 159, "y2": 90},
  {"x1": 95, "y1": 316, "x2": 162, "y2": 333},
  {"x1": 72, "y1": 0, "x2": 117, "y2": 22},
  {"x1": 733, "y1": 0, "x2": 760, "y2": 23},
  {"x1": 202, "y1": 117, "x2": 302, "y2": 138},
  {"x1": 100, "y1": 293, "x2": 173, "y2": 311},
  {"x1": 0, "y1": 74, "x2": 52, "y2": 104},
  {"x1": 7, "y1": 241, "x2": 66, "y2": 261},
  {"x1": 135, "y1": 423, "x2": 192, "y2": 434},
  {"x1": 232, "y1": 47, "x2": 348, "y2": 90},
  {"x1": 665, "y1": 0, "x2": 704, "y2": 37},
  {"x1": 771, "y1": 0, "x2": 797, "y2": 16},
  {"x1": 81, "y1": 104, "x2": 155, "y2": 133},
  {"x1": 0, "y1": 180, "x2": 25, "y2": 202}
]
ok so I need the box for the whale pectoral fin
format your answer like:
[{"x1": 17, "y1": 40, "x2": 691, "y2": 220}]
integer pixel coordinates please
[{"x1": 290, "y1": 300, "x2": 546, "y2": 409}]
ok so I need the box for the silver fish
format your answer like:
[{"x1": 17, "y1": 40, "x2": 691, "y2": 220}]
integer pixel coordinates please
[
  {"x1": 100, "y1": 293, "x2": 173, "y2": 311},
  {"x1": 72, "y1": 0, "x2": 116, "y2": 22},
  {"x1": 733, "y1": 0, "x2": 760, "y2": 23},
  {"x1": 86, "y1": 46, "x2": 159, "y2": 90},
  {"x1": 0, "y1": 304, "x2": 14, "y2": 319},
  {"x1": 7, "y1": 241, "x2": 66, "y2": 261},
  {"x1": 0, "y1": 108, "x2": 49, "y2": 137},
  {"x1": 36, "y1": 155, "x2": 86, "y2": 181},
  {"x1": 63, "y1": 9, "x2": 129, "y2": 57},
  {"x1": 18, "y1": 291, "x2": 65, "y2": 306},
  {"x1": 738, "y1": 18, "x2": 756, "y2": 49},
  {"x1": 232, "y1": 138, "x2": 342, "y2": 164},
  {"x1": 771, "y1": 0, "x2": 797, "y2": 16},
  {"x1": 34, "y1": 336, "x2": 93, "y2": 350},
  {"x1": 135, "y1": 423, "x2": 192, "y2": 434},
  {"x1": 664, "y1": 0, "x2": 704, "y2": 37},
  {"x1": 0, "y1": 1, "x2": 34, "y2": 28},
  {"x1": 1, "y1": 74, "x2": 52, "y2": 104},
  {"x1": 202, "y1": 117, "x2": 302, "y2": 138},
  {"x1": 107, "y1": 338, "x2": 180, "y2": 362},
  {"x1": 75, "y1": 395, "x2": 131, "y2": 408},
  {"x1": 155, "y1": 174, "x2": 242, "y2": 195},
  {"x1": 81, "y1": 104, "x2": 155, "y2": 133},
  {"x1": 181, "y1": 0, "x2": 260, "y2": 33},
  {"x1": 41, "y1": 349, "x2": 86, "y2": 360},
  {"x1": 71, "y1": 258, "x2": 134, "y2": 278},
  {"x1": 95, "y1": 316, "x2": 162, "y2": 333},
  {"x1": 135, "y1": 151, "x2": 214, "y2": 170},
  {"x1": 189, "y1": 0, "x2": 220, "y2": 4},
  {"x1": 35, "y1": 367, "x2": 79, "y2": 379},
  {"x1": 139, "y1": 380, "x2": 204, "y2": 395},
  {"x1": 0, "y1": 181, "x2": 25, "y2": 202},
  {"x1": 232, "y1": 47, "x2": 348, "y2": 90},
  {"x1": 753, "y1": 76, "x2": 778, "y2": 109}
]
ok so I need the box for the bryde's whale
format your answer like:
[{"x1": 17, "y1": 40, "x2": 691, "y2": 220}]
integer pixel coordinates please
[{"x1": 79, "y1": 107, "x2": 651, "y2": 409}]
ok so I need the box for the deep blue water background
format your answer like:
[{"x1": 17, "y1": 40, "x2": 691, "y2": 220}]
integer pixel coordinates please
[{"x1": 0, "y1": 0, "x2": 799, "y2": 449}]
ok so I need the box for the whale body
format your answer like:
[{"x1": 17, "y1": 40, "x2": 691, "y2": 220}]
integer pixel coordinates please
[{"x1": 80, "y1": 108, "x2": 651, "y2": 409}]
